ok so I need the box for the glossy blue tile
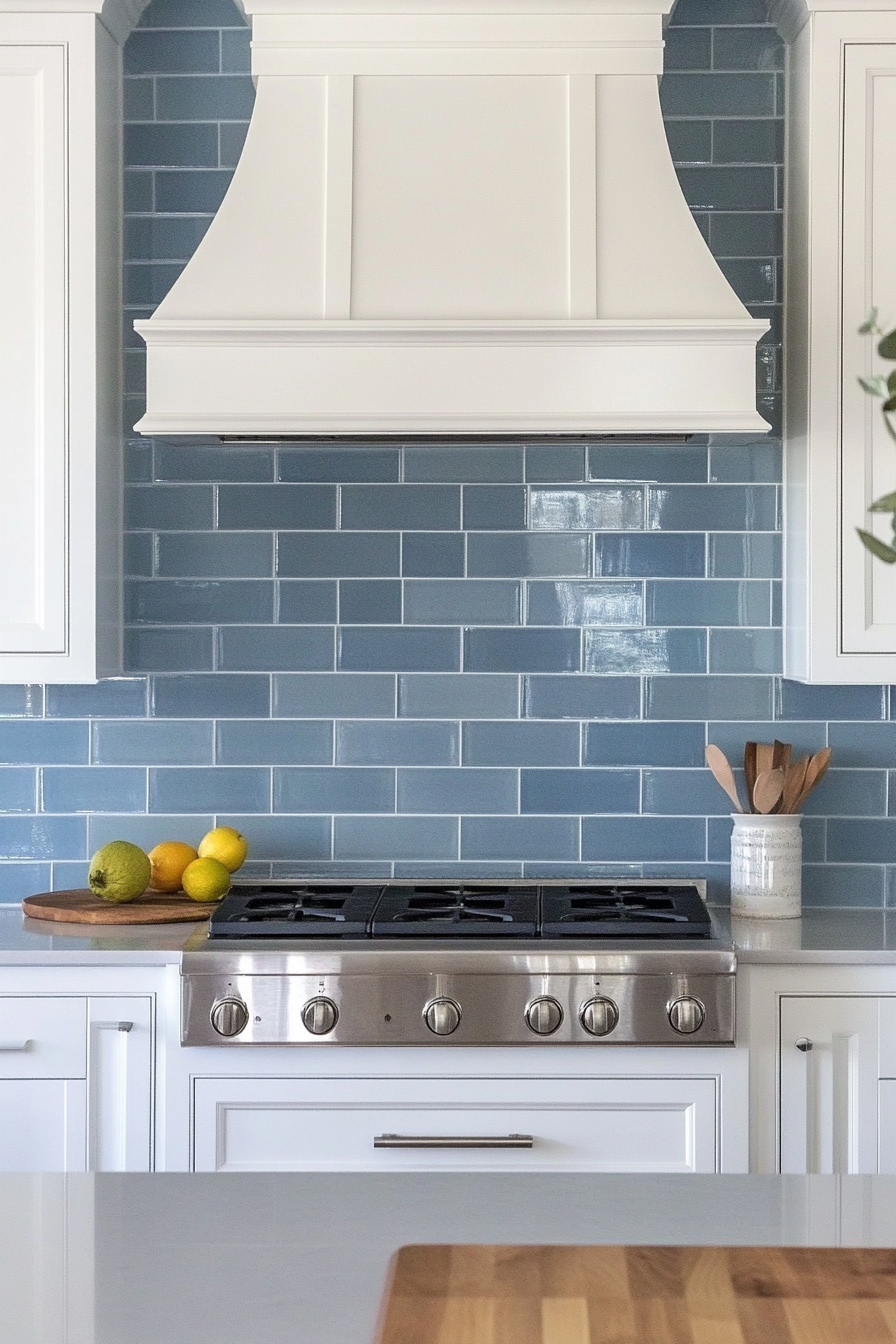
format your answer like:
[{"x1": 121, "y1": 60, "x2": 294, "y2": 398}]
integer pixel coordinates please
[
  {"x1": 217, "y1": 626, "x2": 334, "y2": 671},
  {"x1": 334, "y1": 816, "x2": 457, "y2": 860},
  {"x1": 273, "y1": 674, "x2": 395, "y2": 719},
  {"x1": 648, "y1": 485, "x2": 778, "y2": 531},
  {"x1": 219, "y1": 484, "x2": 336, "y2": 530},
  {"x1": 41, "y1": 768, "x2": 147, "y2": 814},
  {"x1": 136, "y1": 0, "x2": 248, "y2": 22},
  {"x1": 219, "y1": 123, "x2": 249, "y2": 168},
  {"x1": 124, "y1": 76, "x2": 154, "y2": 120},
  {"x1": 463, "y1": 722, "x2": 579, "y2": 766},
  {"x1": 718, "y1": 258, "x2": 776, "y2": 305},
  {"x1": 0, "y1": 686, "x2": 42, "y2": 718},
  {"x1": 594, "y1": 533, "x2": 705, "y2": 578},
  {"x1": 713, "y1": 27, "x2": 784, "y2": 72},
  {"x1": 406, "y1": 447, "x2": 524, "y2": 482},
  {"x1": 582, "y1": 817, "x2": 705, "y2": 862},
  {"x1": 709, "y1": 441, "x2": 782, "y2": 484},
  {"x1": 274, "y1": 768, "x2": 394, "y2": 813},
  {"x1": 529, "y1": 487, "x2": 643, "y2": 530},
  {"x1": 46, "y1": 680, "x2": 147, "y2": 719},
  {"x1": 149, "y1": 767, "x2": 270, "y2": 813},
  {"x1": 661, "y1": 74, "x2": 775, "y2": 118},
  {"x1": 709, "y1": 629, "x2": 782, "y2": 673},
  {"x1": 221, "y1": 28, "x2": 251, "y2": 73},
  {"x1": 523, "y1": 676, "x2": 640, "y2": 720},
  {"x1": 0, "y1": 816, "x2": 86, "y2": 860},
  {"x1": 664, "y1": 120, "x2": 712, "y2": 164},
  {"x1": 0, "y1": 770, "x2": 35, "y2": 813},
  {"x1": 124, "y1": 628, "x2": 214, "y2": 672},
  {"x1": 87, "y1": 813, "x2": 213, "y2": 854},
  {"x1": 828, "y1": 723, "x2": 896, "y2": 767},
  {"x1": 647, "y1": 580, "x2": 770, "y2": 626},
  {"x1": 216, "y1": 721, "x2": 332, "y2": 765},
  {"x1": 584, "y1": 629, "x2": 706, "y2": 674},
  {"x1": 125, "y1": 262, "x2": 184, "y2": 305},
  {"x1": 125, "y1": 30, "x2": 221, "y2": 74},
  {"x1": 643, "y1": 769, "x2": 730, "y2": 815},
  {"x1": 584, "y1": 723, "x2": 705, "y2": 767},
  {"x1": 663, "y1": 26, "x2": 711, "y2": 70},
  {"x1": 155, "y1": 75, "x2": 256, "y2": 121},
  {"x1": 463, "y1": 486, "x2": 527, "y2": 531},
  {"x1": 127, "y1": 580, "x2": 273, "y2": 625},
  {"x1": 124, "y1": 169, "x2": 152, "y2": 213},
  {"x1": 336, "y1": 721, "x2": 458, "y2": 766},
  {"x1": 339, "y1": 580, "x2": 403, "y2": 625},
  {"x1": 672, "y1": 0, "x2": 768, "y2": 20},
  {"x1": 467, "y1": 534, "x2": 590, "y2": 578},
  {"x1": 646, "y1": 675, "x2": 773, "y2": 720},
  {"x1": 778, "y1": 681, "x2": 886, "y2": 722},
  {"x1": 401, "y1": 534, "x2": 465, "y2": 577},
  {"x1": 462, "y1": 816, "x2": 577, "y2": 861},
  {"x1": 0, "y1": 864, "x2": 52, "y2": 902},
  {"x1": 215, "y1": 815, "x2": 331, "y2": 860},
  {"x1": 524, "y1": 446, "x2": 585, "y2": 482},
  {"x1": 155, "y1": 532, "x2": 272, "y2": 577},
  {"x1": 527, "y1": 581, "x2": 642, "y2": 627},
  {"x1": 0, "y1": 723, "x2": 88, "y2": 766},
  {"x1": 92, "y1": 720, "x2": 214, "y2": 765},
  {"x1": 396, "y1": 768, "x2": 518, "y2": 814},
  {"x1": 342, "y1": 485, "x2": 460, "y2": 531},
  {"x1": 124, "y1": 123, "x2": 218, "y2": 166},
  {"x1": 278, "y1": 448, "x2": 399, "y2": 482},
  {"x1": 803, "y1": 865, "x2": 885, "y2": 909},
  {"x1": 827, "y1": 820, "x2": 896, "y2": 864},
  {"x1": 797, "y1": 770, "x2": 882, "y2": 817},
  {"x1": 151, "y1": 674, "x2": 270, "y2": 718},
  {"x1": 587, "y1": 444, "x2": 707, "y2": 483},
  {"x1": 398, "y1": 674, "x2": 519, "y2": 719},
  {"x1": 404, "y1": 581, "x2": 520, "y2": 626},
  {"x1": 278, "y1": 533, "x2": 400, "y2": 578},
  {"x1": 464, "y1": 628, "x2": 579, "y2": 672},
  {"x1": 276, "y1": 581, "x2": 337, "y2": 624},
  {"x1": 710, "y1": 213, "x2": 782, "y2": 258},
  {"x1": 708, "y1": 534, "x2": 781, "y2": 578},
  {"x1": 339, "y1": 627, "x2": 459, "y2": 672},
  {"x1": 395, "y1": 861, "x2": 523, "y2": 880},
  {"x1": 125, "y1": 485, "x2": 213, "y2": 530},
  {"x1": 125, "y1": 218, "x2": 212, "y2": 266},
  {"x1": 521, "y1": 769, "x2": 637, "y2": 814},
  {"x1": 125, "y1": 534, "x2": 153, "y2": 576}
]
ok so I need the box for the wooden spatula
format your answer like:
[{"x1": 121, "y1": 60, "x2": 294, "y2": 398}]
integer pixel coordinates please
[
  {"x1": 756, "y1": 742, "x2": 776, "y2": 778},
  {"x1": 753, "y1": 767, "x2": 785, "y2": 814},
  {"x1": 743, "y1": 742, "x2": 758, "y2": 813},
  {"x1": 780, "y1": 755, "x2": 810, "y2": 814},
  {"x1": 794, "y1": 746, "x2": 832, "y2": 811},
  {"x1": 705, "y1": 744, "x2": 744, "y2": 813}
]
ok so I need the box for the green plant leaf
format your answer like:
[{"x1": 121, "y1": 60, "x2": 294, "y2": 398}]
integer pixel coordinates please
[
  {"x1": 858, "y1": 528, "x2": 896, "y2": 562},
  {"x1": 879, "y1": 330, "x2": 896, "y2": 360},
  {"x1": 860, "y1": 308, "x2": 881, "y2": 334},
  {"x1": 868, "y1": 491, "x2": 896, "y2": 511},
  {"x1": 859, "y1": 375, "x2": 889, "y2": 397}
]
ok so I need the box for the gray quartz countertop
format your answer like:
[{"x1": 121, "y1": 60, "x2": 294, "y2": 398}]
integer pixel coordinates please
[
  {"x1": 6, "y1": 1172, "x2": 896, "y2": 1344},
  {"x1": 2, "y1": 903, "x2": 896, "y2": 965}
]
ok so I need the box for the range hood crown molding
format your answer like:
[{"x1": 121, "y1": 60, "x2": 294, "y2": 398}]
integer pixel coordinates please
[{"x1": 135, "y1": 0, "x2": 770, "y2": 439}]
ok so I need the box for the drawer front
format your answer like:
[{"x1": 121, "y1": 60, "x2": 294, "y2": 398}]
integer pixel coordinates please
[
  {"x1": 0, "y1": 998, "x2": 87, "y2": 1079},
  {"x1": 192, "y1": 1076, "x2": 719, "y2": 1174}
]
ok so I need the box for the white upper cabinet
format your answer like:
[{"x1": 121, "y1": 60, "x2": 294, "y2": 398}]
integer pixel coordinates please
[
  {"x1": 0, "y1": 2, "x2": 146, "y2": 683},
  {"x1": 775, "y1": 1, "x2": 896, "y2": 681}
]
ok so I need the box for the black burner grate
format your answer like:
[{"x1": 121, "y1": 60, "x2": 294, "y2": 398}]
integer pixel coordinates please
[
  {"x1": 209, "y1": 885, "x2": 383, "y2": 939},
  {"x1": 370, "y1": 885, "x2": 539, "y2": 938},
  {"x1": 539, "y1": 885, "x2": 712, "y2": 939}
]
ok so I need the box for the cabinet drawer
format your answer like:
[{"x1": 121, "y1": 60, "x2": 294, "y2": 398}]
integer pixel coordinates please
[
  {"x1": 0, "y1": 998, "x2": 86, "y2": 1079},
  {"x1": 193, "y1": 1076, "x2": 719, "y2": 1174}
]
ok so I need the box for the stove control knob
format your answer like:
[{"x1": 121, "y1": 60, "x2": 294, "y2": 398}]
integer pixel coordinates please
[
  {"x1": 424, "y1": 998, "x2": 461, "y2": 1036},
  {"x1": 302, "y1": 997, "x2": 339, "y2": 1036},
  {"x1": 580, "y1": 996, "x2": 619, "y2": 1038},
  {"x1": 668, "y1": 996, "x2": 706, "y2": 1035},
  {"x1": 526, "y1": 996, "x2": 563, "y2": 1036},
  {"x1": 210, "y1": 996, "x2": 249, "y2": 1038}
]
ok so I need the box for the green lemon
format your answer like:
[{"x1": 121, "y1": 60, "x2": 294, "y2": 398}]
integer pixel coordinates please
[
  {"x1": 88, "y1": 841, "x2": 151, "y2": 903},
  {"x1": 181, "y1": 857, "x2": 231, "y2": 903}
]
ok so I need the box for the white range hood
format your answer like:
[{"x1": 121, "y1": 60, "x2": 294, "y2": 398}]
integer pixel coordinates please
[{"x1": 134, "y1": 0, "x2": 770, "y2": 439}]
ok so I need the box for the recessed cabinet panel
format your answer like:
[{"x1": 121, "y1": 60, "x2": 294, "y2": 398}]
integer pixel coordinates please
[
  {"x1": 0, "y1": 997, "x2": 87, "y2": 1080},
  {"x1": 0, "y1": 1079, "x2": 87, "y2": 1171},
  {"x1": 0, "y1": 46, "x2": 67, "y2": 653}
]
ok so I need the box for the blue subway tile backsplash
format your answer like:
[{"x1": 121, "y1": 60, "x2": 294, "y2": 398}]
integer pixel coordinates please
[{"x1": 0, "y1": 0, "x2": 889, "y2": 908}]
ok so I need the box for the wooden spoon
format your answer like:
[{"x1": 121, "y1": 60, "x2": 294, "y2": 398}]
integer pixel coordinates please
[
  {"x1": 756, "y1": 742, "x2": 776, "y2": 779},
  {"x1": 743, "y1": 742, "x2": 758, "y2": 813},
  {"x1": 773, "y1": 738, "x2": 792, "y2": 773},
  {"x1": 753, "y1": 767, "x2": 785, "y2": 814},
  {"x1": 780, "y1": 755, "x2": 810, "y2": 814},
  {"x1": 794, "y1": 747, "x2": 832, "y2": 811},
  {"x1": 705, "y1": 744, "x2": 744, "y2": 813}
]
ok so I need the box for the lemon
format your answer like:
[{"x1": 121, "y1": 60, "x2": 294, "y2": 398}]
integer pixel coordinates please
[
  {"x1": 182, "y1": 857, "x2": 231, "y2": 903},
  {"x1": 148, "y1": 840, "x2": 199, "y2": 893},
  {"x1": 198, "y1": 826, "x2": 248, "y2": 874},
  {"x1": 88, "y1": 841, "x2": 151, "y2": 903}
]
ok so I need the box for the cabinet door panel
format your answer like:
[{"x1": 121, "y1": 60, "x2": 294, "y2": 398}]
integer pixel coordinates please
[
  {"x1": 0, "y1": 1079, "x2": 86, "y2": 1171},
  {"x1": 192, "y1": 1076, "x2": 719, "y2": 1174},
  {"x1": 0, "y1": 997, "x2": 86, "y2": 1080},
  {"x1": 87, "y1": 997, "x2": 153, "y2": 1172},
  {"x1": 0, "y1": 45, "x2": 67, "y2": 653},
  {"x1": 779, "y1": 996, "x2": 880, "y2": 1174}
]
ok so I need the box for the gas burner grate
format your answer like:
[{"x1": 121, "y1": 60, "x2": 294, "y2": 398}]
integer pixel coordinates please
[
  {"x1": 208, "y1": 885, "x2": 383, "y2": 939},
  {"x1": 370, "y1": 885, "x2": 539, "y2": 938},
  {"x1": 539, "y1": 884, "x2": 712, "y2": 939}
]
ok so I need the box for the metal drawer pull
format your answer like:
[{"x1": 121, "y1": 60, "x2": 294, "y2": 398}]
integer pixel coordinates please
[
  {"x1": 94, "y1": 1021, "x2": 133, "y2": 1033},
  {"x1": 374, "y1": 1133, "x2": 534, "y2": 1150},
  {"x1": 795, "y1": 1038, "x2": 813, "y2": 1052},
  {"x1": 0, "y1": 1040, "x2": 31, "y2": 1052}
]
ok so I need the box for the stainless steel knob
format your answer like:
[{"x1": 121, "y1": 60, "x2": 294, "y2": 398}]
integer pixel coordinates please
[
  {"x1": 424, "y1": 998, "x2": 461, "y2": 1036},
  {"x1": 302, "y1": 996, "x2": 339, "y2": 1036},
  {"x1": 795, "y1": 1037, "x2": 813, "y2": 1052},
  {"x1": 526, "y1": 996, "x2": 563, "y2": 1036},
  {"x1": 210, "y1": 996, "x2": 249, "y2": 1037},
  {"x1": 668, "y1": 996, "x2": 706, "y2": 1035},
  {"x1": 580, "y1": 996, "x2": 619, "y2": 1038}
]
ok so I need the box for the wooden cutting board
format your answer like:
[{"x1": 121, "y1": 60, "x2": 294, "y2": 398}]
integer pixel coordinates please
[
  {"x1": 377, "y1": 1244, "x2": 896, "y2": 1344},
  {"x1": 22, "y1": 888, "x2": 212, "y2": 925}
]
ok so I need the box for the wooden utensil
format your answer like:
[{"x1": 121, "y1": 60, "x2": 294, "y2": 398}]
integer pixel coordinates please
[
  {"x1": 794, "y1": 746, "x2": 833, "y2": 811},
  {"x1": 743, "y1": 741, "x2": 758, "y2": 813},
  {"x1": 755, "y1": 741, "x2": 776, "y2": 779},
  {"x1": 22, "y1": 888, "x2": 212, "y2": 925},
  {"x1": 705, "y1": 744, "x2": 744, "y2": 812},
  {"x1": 753, "y1": 767, "x2": 785, "y2": 813},
  {"x1": 780, "y1": 755, "x2": 810, "y2": 814}
]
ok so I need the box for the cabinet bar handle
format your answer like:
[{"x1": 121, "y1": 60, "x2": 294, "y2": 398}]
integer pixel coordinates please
[
  {"x1": 0, "y1": 1040, "x2": 31, "y2": 1052},
  {"x1": 373, "y1": 1133, "x2": 534, "y2": 1149},
  {"x1": 94, "y1": 1021, "x2": 133, "y2": 1032}
]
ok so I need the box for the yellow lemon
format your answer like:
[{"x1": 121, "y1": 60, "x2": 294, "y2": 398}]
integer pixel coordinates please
[
  {"x1": 181, "y1": 857, "x2": 231, "y2": 903},
  {"x1": 88, "y1": 841, "x2": 151, "y2": 903},
  {"x1": 148, "y1": 840, "x2": 199, "y2": 893},
  {"x1": 198, "y1": 826, "x2": 249, "y2": 873}
]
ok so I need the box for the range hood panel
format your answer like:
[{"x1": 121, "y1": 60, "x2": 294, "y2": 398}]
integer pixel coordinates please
[{"x1": 135, "y1": 0, "x2": 770, "y2": 438}]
